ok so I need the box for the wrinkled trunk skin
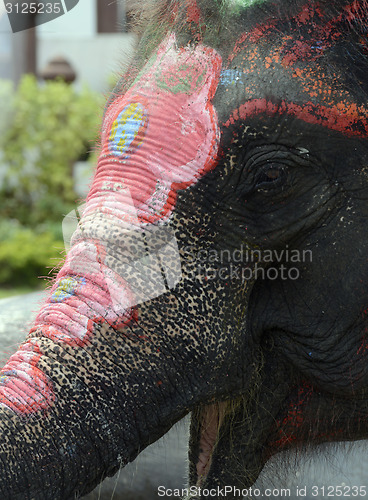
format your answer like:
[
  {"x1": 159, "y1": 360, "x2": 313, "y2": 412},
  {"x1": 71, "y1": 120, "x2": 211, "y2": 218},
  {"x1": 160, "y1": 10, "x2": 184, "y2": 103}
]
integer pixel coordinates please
[
  {"x1": 0, "y1": 227, "x2": 252, "y2": 498},
  {"x1": 0, "y1": 25, "x2": 256, "y2": 499},
  {"x1": 3, "y1": 0, "x2": 368, "y2": 498}
]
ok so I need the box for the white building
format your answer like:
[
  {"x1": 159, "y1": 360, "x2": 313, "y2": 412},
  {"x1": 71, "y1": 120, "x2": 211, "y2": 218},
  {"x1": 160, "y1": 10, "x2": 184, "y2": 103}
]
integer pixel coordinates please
[{"x1": 0, "y1": 0, "x2": 136, "y2": 93}]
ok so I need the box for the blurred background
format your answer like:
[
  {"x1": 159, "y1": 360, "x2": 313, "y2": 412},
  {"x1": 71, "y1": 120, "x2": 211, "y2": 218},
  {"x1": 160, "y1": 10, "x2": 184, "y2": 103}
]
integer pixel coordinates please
[
  {"x1": 0, "y1": 0, "x2": 136, "y2": 297},
  {"x1": 0, "y1": 1, "x2": 367, "y2": 498}
]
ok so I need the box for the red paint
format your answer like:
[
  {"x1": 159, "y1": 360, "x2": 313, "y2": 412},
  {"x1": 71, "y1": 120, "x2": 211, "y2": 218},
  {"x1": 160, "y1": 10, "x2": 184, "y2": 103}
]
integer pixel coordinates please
[
  {"x1": 269, "y1": 381, "x2": 346, "y2": 452},
  {"x1": 229, "y1": 1, "x2": 366, "y2": 68},
  {"x1": 297, "y1": 4, "x2": 315, "y2": 24},
  {"x1": 269, "y1": 382, "x2": 313, "y2": 449},
  {"x1": 0, "y1": 34, "x2": 222, "y2": 415},
  {"x1": 357, "y1": 326, "x2": 368, "y2": 355},
  {"x1": 187, "y1": 0, "x2": 201, "y2": 25},
  {"x1": 343, "y1": 0, "x2": 368, "y2": 24},
  {"x1": 228, "y1": 20, "x2": 277, "y2": 63},
  {"x1": 225, "y1": 98, "x2": 368, "y2": 137},
  {"x1": 0, "y1": 342, "x2": 54, "y2": 414},
  {"x1": 170, "y1": 3, "x2": 179, "y2": 24}
]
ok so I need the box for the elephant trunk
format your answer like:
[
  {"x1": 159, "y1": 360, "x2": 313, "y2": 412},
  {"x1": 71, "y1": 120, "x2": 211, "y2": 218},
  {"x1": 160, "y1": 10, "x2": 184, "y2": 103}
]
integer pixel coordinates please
[
  {"x1": 0, "y1": 252, "x2": 191, "y2": 498},
  {"x1": 0, "y1": 167, "x2": 189, "y2": 498},
  {"x1": 0, "y1": 33, "x2": 228, "y2": 497}
]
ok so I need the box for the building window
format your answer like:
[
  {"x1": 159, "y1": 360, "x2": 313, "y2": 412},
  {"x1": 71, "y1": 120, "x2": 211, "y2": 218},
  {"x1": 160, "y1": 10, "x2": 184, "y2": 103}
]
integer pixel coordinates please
[{"x1": 97, "y1": 0, "x2": 128, "y2": 33}]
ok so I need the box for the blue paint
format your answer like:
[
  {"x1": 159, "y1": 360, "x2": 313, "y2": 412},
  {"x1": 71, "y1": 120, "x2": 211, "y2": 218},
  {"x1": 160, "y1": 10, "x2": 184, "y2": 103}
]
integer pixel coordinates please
[
  {"x1": 311, "y1": 41, "x2": 324, "y2": 50},
  {"x1": 0, "y1": 370, "x2": 16, "y2": 385},
  {"x1": 51, "y1": 276, "x2": 86, "y2": 303},
  {"x1": 219, "y1": 69, "x2": 246, "y2": 87},
  {"x1": 109, "y1": 102, "x2": 148, "y2": 158}
]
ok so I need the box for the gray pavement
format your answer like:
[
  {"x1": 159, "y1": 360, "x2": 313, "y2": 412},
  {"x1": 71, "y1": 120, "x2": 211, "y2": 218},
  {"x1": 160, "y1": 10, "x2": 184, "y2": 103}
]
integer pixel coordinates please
[{"x1": 0, "y1": 291, "x2": 367, "y2": 499}]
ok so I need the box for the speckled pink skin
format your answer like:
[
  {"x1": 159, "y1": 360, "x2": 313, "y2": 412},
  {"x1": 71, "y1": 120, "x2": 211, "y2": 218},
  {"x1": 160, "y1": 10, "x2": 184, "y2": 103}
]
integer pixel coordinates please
[
  {"x1": 93, "y1": 33, "x2": 221, "y2": 224},
  {"x1": 0, "y1": 34, "x2": 222, "y2": 415}
]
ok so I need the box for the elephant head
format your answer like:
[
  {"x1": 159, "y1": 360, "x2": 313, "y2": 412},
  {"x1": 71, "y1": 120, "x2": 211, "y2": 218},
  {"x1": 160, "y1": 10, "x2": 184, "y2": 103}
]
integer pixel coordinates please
[{"x1": 2, "y1": 0, "x2": 368, "y2": 498}]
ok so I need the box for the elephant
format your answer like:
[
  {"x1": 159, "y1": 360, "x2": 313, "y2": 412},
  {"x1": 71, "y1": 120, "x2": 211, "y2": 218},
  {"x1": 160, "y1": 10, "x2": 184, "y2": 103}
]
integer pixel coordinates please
[{"x1": 1, "y1": 0, "x2": 368, "y2": 498}]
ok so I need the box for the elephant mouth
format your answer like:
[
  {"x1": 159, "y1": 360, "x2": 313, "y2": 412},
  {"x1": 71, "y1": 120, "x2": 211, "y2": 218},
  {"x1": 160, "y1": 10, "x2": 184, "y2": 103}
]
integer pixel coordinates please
[{"x1": 195, "y1": 401, "x2": 229, "y2": 485}]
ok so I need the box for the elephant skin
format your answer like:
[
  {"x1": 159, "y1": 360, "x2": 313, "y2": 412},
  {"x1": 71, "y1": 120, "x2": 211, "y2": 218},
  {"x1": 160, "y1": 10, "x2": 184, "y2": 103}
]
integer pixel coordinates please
[
  {"x1": 0, "y1": 293, "x2": 368, "y2": 499},
  {"x1": 2, "y1": 0, "x2": 368, "y2": 498}
]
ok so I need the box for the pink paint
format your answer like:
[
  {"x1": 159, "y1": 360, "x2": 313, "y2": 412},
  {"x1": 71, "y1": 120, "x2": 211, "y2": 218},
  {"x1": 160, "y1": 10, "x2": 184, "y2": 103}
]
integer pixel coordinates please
[
  {"x1": 92, "y1": 33, "x2": 221, "y2": 225},
  {"x1": 0, "y1": 341, "x2": 54, "y2": 414},
  {"x1": 0, "y1": 34, "x2": 222, "y2": 414}
]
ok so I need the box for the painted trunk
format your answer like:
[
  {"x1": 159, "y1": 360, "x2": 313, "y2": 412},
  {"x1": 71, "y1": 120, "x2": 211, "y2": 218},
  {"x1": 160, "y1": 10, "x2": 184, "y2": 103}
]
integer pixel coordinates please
[{"x1": 2, "y1": 0, "x2": 368, "y2": 498}]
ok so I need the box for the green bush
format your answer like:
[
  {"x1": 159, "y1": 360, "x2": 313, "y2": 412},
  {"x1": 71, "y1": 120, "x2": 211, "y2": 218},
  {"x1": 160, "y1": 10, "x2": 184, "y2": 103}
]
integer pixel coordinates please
[
  {"x1": 0, "y1": 75, "x2": 102, "y2": 287},
  {"x1": 0, "y1": 74, "x2": 102, "y2": 225},
  {"x1": 0, "y1": 224, "x2": 64, "y2": 286}
]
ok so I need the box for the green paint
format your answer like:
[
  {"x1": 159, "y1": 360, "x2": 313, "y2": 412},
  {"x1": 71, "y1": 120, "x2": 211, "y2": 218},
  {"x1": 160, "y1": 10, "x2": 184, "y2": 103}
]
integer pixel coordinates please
[
  {"x1": 131, "y1": 41, "x2": 207, "y2": 95},
  {"x1": 156, "y1": 63, "x2": 206, "y2": 95},
  {"x1": 230, "y1": 0, "x2": 267, "y2": 7},
  {"x1": 228, "y1": 0, "x2": 268, "y2": 14},
  {"x1": 131, "y1": 49, "x2": 158, "y2": 88}
]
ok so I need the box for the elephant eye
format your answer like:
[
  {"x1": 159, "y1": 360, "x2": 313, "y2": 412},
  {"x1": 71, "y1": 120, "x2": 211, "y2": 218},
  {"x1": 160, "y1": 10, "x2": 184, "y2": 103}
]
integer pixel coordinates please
[{"x1": 255, "y1": 163, "x2": 287, "y2": 191}]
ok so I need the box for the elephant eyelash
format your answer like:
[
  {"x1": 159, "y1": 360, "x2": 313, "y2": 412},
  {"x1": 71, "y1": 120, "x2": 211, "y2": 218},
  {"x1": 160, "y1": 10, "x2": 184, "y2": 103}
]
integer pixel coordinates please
[{"x1": 254, "y1": 163, "x2": 288, "y2": 192}]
